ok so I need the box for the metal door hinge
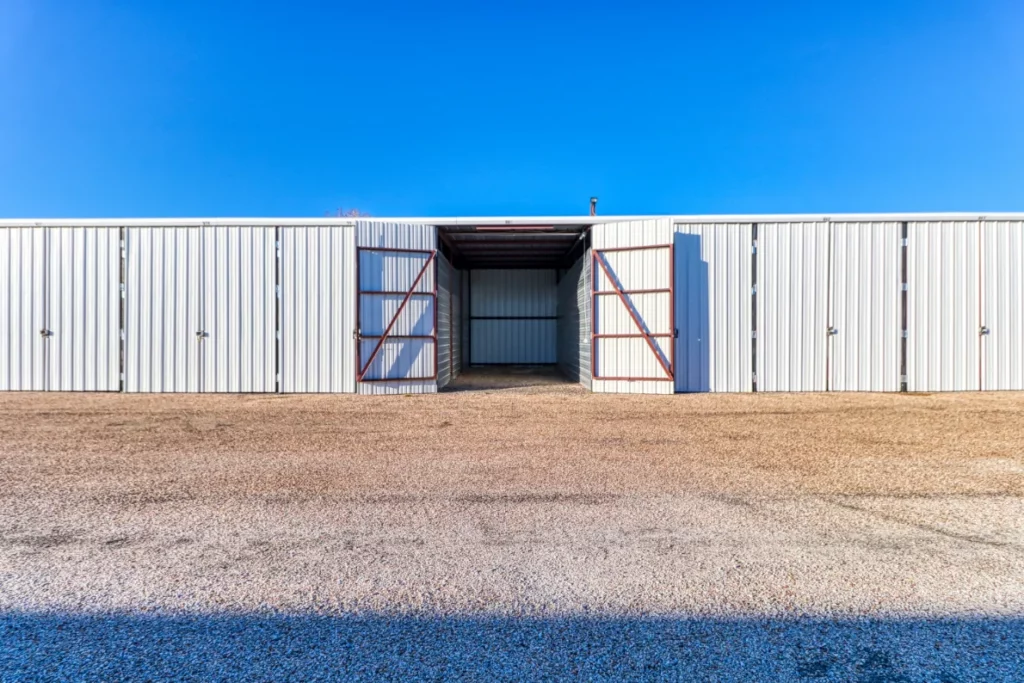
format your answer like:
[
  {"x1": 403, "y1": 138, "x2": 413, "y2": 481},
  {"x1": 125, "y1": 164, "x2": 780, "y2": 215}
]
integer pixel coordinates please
[
  {"x1": 901, "y1": 330, "x2": 909, "y2": 339},
  {"x1": 901, "y1": 238, "x2": 908, "y2": 247},
  {"x1": 751, "y1": 330, "x2": 757, "y2": 339},
  {"x1": 901, "y1": 283, "x2": 908, "y2": 292}
]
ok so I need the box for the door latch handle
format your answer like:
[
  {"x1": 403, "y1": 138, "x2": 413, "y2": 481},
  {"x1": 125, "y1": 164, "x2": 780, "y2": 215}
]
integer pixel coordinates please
[
  {"x1": 980, "y1": 326, "x2": 990, "y2": 336},
  {"x1": 828, "y1": 326, "x2": 839, "y2": 336},
  {"x1": 196, "y1": 331, "x2": 208, "y2": 340},
  {"x1": 39, "y1": 329, "x2": 52, "y2": 338}
]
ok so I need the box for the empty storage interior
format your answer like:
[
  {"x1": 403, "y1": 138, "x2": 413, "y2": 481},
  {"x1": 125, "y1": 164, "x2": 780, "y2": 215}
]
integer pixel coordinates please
[{"x1": 437, "y1": 225, "x2": 591, "y2": 389}]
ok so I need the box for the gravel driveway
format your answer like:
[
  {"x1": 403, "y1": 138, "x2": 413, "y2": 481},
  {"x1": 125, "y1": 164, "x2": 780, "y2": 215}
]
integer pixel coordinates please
[{"x1": 1, "y1": 380, "x2": 1023, "y2": 680}]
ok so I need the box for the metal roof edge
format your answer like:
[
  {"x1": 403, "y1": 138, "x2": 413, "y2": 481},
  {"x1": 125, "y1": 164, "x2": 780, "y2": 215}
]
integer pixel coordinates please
[{"x1": 1, "y1": 212, "x2": 1022, "y2": 228}]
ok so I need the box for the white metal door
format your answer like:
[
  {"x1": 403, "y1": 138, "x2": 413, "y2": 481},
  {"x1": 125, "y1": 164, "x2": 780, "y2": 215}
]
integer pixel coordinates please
[
  {"x1": 356, "y1": 221, "x2": 438, "y2": 394},
  {"x1": 44, "y1": 227, "x2": 121, "y2": 391},
  {"x1": 756, "y1": 222, "x2": 830, "y2": 392},
  {"x1": 279, "y1": 225, "x2": 357, "y2": 393},
  {"x1": 590, "y1": 219, "x2": 674, "y2": 395},
  {"x1": 0, "y1": 228, "x2": 46, "y2": 390},
  {"x1": 906, "y1": 221, "x2": 980, "y2": 392},
  {"x1": 125, "y1": 227, "x2": 202, "y2": 392},
  {"x1": 673, "y1": 222, "x2": 752, "y2": 393},
  {"x1": 828, "y1": 222, "x2": 901, "y2": 392},
  {"x1": 199, "y1": 226, "x2": 277, "y2": 392},
  {"x1": 980, "y1": 221, "x2": 1024, "y2": 391}
]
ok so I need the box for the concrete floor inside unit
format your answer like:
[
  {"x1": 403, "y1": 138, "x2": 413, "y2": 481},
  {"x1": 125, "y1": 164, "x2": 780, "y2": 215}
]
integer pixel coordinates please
[
  {"x1": 1, "y1": 390, "x2": 1023, "y2": 679},
  {"x1": 445, "y1": 365, "x2": 581, "y2": 392}
]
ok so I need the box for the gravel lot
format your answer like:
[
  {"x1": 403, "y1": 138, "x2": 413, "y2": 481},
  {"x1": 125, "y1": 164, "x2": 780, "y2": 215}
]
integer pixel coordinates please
[{"x1": 2, "y1": 373, "x2": 1023, "y2": 680}]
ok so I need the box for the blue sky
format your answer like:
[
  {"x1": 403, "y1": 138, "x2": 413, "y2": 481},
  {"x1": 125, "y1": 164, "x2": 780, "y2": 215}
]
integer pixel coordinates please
[{"x1": 0, "y1": 0, "x2": 1021, "y2": 217}]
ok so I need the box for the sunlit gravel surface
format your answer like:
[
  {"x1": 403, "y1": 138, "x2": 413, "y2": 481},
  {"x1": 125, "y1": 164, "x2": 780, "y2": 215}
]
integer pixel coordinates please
[{"x1": 2, "y1": 371, "x2": 1023, "y2": 680}]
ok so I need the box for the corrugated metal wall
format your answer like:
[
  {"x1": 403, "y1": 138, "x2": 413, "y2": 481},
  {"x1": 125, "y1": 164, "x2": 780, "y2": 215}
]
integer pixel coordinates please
[
  {"x1": 757, "y1": 222, "x2": 830, "y2": 392},
  {"x1": 437, "y1": 253, "x2": 453, "y2": 388},
  {"x1": 591, "y1": 219, "x2": 674, "y2": 394},
  {"x1": 451, "y1": 265, "x2": 462, "y2": 379},
  {"x1": 279, "y1": 226, "x2": 356, "y2": 393},
  {"x1": 981, "y1": 221, "x2": 1024, "y2": 391},
  {"x1": 469, "y1": 269, "x2": 557, "y2": 365},
  {"x1": 828, "y1": 222, "x2": 901, "y2": 392},
  {"x1": 125, "y1": 227, "x2": 201, "y2": 392},
  {"x1": 556, "y1": 252, "x2": 590, "y2": 386},
  {"x1": 1, "y1": 227, "x2": 120, "y2": 392},
  {"x1": 906, "y1": 221, "x2": 980, "y2": 392},
  {"x1": 126, "y1": 226, "x2": 276, "y2": 393},
  {"x1": 0, "y1": 228, "x2": 46, "y2": 390},
  {"x1": 200, "y1": 226, "x2": 277, "y2": 392},
  {"x1": 579, "y1": 249, "x2": 592, "y2": 389},
  {"x1": 45, "y1": 227, "x2": 121, "y2": 391},
  {"x1": 673, "y1": 223, "x2": 752, "y2": 393},
  {"x1": 356, "y1": 221, "x2": 437, "y2": 394}
]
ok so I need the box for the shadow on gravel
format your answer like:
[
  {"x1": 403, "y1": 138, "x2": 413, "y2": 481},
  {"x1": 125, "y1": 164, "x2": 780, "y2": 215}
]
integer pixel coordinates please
[{"x1": 2, "y1": 612, "x2": 1022, "y2": 681}]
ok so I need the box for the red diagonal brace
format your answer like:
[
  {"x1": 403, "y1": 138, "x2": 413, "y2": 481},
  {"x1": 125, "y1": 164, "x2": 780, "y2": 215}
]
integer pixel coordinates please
[
  {"x1": 594, "y1": 251, "x2": 673, "y2": 380},
  {"x1": 358, "y1": 252, "x2": 436, "y2": 382}
]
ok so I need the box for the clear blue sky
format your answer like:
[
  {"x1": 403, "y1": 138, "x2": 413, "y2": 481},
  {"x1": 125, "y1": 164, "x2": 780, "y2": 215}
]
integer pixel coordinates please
[{"x1": 1, "y1": 0, "x2": 1021, "y2": 217}]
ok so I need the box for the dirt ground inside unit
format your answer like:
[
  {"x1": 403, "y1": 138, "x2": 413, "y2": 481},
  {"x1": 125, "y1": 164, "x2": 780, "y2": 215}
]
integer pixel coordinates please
[{"x1": 2, "y1": 380, "x2": 1024, "y2": 679}]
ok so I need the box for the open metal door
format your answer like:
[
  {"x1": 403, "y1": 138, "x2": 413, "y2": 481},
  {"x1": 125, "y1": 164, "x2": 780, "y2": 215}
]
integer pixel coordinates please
[
  {"x1": 356, "y1": 221, "x2": 438, "y2": 394},
  {"x1": 590, "y1": 219, "x2": 674, "y2": 394}
]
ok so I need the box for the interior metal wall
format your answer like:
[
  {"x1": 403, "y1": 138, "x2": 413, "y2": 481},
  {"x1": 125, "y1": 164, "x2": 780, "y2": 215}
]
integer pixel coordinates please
[
  {"x1": 437, "y1": 253, "x2": 453, "y2": 388},
  {"x1": 451, "y1": 265, "x2": 462, "y2": 380},
  {"x1": 828, "y1": 222, "x2": 901, "y2": 392},
  {"x1": 673, "y1": 222, "x2": 752, "y2": 393},
  {"x1": 756, "y1": 222, "x2": 830, "y2": 392},
  {"x1": 906, "y1": 221, "x2": 980, "y2": 392},
  {"x1": 279, "y1": 226, "x2": 356, "y2": 393},
  {"x1": 981, "y1": 221, "x2": 1024, "y2": 390},
  {"x1": 556, "y1": 251, "x2": 591, "y2": 387},
  {"x1": 469, "y1": 269, "x2": 557, "y2": 365},
  {"x1": 590, "y1": 219, "x2": 674, "y2": 394},
  {"x1": 356, "y1": 221, "x2": 437, "y2": 394}
]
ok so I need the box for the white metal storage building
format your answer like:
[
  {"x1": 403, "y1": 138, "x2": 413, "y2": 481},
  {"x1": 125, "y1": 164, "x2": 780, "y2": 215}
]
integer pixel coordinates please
[{"x1": 1, "y1": 214, "x2": 1022, "y2": 394}]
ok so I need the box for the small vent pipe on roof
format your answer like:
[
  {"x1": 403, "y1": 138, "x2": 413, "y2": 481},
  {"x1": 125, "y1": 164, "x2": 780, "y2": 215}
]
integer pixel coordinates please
[{"x1": 590, "y1": 197, "x2": 598, "y2": 216}]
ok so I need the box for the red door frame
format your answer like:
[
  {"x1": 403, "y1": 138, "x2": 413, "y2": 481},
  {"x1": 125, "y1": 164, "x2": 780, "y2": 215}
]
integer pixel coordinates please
[
  {"x1": 356, "y1": 247, "x2": 438, "y2": 383},
  {"x1": 590, "y1": 244, "x2": 675, "y2": 382}
]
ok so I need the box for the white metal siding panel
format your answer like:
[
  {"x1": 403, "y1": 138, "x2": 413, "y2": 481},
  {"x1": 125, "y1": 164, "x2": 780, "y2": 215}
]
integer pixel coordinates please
[
  {"x1": 200, "y1": 226, "x2": 277, "y2": 393},
  {"x1": 673, "y1": 223, "x2": 752, "y2": 393},
  {"x1": 829, "y1": 222, "x2": 900, "y2": 392},
  {"x1": 45, "y1": 227, "x2": 120, "y2": 391},
  {"x1": 469, "y1": 269, "x2": 557, "y2": 365},
  {"x1": 591, "y1": 219, "x2": 673, "y2": 394},
  {"x1": 279, "y1": 226, "x2": 356, "y2": 393},
  {"x1": 981, "y1": 221, "x2": 1024, "y2": 391},
  {"x1": 125, "y1": 227, "x2": 201, "y2": 392},
  {"x1": 356, "y1": 221, "x2": 437, "y2": 394},
  {"x1": 0, "y1": 228, "x2": 46, "y2": 390},
  {"x1": 907, "y1": 221, "x2": 980, "y2": 392},
  {"x1": 757, "y1": 222, "x2": 829, "y2": 392},
  {"x1": 437, "y1": 254, "x2": 453, "y2": 388}
]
